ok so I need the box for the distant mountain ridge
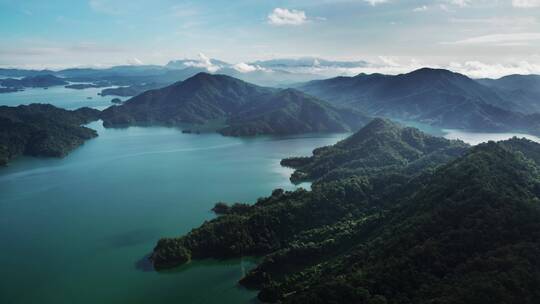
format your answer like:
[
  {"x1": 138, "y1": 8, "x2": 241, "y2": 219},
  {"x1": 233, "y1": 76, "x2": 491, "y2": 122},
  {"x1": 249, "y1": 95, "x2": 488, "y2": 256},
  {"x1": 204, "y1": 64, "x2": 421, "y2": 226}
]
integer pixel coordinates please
[
  {"x1": 298, "y1": 68, "x2": 540, "y2": 135},
  {"x1": 101, "y1": 73, "x2": 370, "y2": 136},
  {"x1": 477, "y1": 74, "x2": 540, "y2": 113}
]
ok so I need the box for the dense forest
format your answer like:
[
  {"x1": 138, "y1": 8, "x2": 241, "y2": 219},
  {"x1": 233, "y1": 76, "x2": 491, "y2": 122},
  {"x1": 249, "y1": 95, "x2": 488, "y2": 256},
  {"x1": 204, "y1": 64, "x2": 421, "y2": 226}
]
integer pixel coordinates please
[
  {"x1": 297, "y1": 68, "x2": 540, "y2": 135},
  {"x1": 151, "y1": 119, "x2": 540, "y2": 303},
  {"x1": 0, "y1": 104, "x2": 100, "y2": 166},
  {"x1": 101, "y1": 73, "x2": 369, "y2": 136}
]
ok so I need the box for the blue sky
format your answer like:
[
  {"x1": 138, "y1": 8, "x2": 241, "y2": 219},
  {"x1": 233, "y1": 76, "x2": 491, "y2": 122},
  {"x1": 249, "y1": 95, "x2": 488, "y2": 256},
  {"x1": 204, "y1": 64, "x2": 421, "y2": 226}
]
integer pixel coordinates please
[{"x1": 1, "y1": 0, "x2": 539, "y2": 77}]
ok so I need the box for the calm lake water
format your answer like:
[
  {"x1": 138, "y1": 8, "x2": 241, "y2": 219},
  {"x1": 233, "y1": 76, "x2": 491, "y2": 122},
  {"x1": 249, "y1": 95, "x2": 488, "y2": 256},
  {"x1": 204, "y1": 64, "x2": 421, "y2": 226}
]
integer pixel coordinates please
[
  {"x1": 1, "y1": 86, "x2": 539, "y2": 304},
  {"x1": 0, "y1": 119, "x2": 345, "y2": 304},
  {"x1": 0, "y1": 85, "x2": 125, "y2": 110}
]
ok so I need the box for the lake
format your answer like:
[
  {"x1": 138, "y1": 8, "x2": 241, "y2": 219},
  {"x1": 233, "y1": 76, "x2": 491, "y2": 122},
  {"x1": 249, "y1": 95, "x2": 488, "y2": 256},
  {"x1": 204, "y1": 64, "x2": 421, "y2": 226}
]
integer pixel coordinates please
[
  {"x1": 1, "y1": 86, "x2": 539, "y2": 303},
  {"x1": 0, "y1": 84, "x2": 126, "y2": 110},
  {"x1": 0, "y1": 119, "x2": 346, "y2": 304}
]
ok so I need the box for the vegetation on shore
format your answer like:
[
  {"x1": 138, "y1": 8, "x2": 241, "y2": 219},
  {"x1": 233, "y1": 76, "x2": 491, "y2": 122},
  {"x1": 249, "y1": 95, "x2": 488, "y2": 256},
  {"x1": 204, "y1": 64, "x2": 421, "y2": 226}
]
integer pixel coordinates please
[
  {"x1": 0, "y1": 104, "x2": 100, "y2": 166},
  {"x1": 151, "y1": 119, "x2": 540, "y2": 303}
]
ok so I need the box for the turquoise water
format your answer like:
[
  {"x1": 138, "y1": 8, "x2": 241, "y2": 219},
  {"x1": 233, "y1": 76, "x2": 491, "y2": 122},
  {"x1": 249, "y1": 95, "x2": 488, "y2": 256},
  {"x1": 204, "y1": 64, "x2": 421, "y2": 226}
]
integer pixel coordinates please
[
  {"x1": 0, "y1": 120, "x2": 346, "y2": 304},
  {"x1": 0, "y1": 85, "x2": 125, "y2": 110}
]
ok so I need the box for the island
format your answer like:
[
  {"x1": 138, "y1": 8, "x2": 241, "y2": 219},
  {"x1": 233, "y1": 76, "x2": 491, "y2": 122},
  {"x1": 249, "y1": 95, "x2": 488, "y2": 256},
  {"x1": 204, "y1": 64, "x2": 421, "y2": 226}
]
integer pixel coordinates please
[
  {"x1": 150, "y1": 118, "x2": 540, "y2": 304},
  {"x1": 0, "y1": 74, "x2": 68, "y2": 88},
  {"x1": 0, "y1": 104, "x2": 101, "y2": 166},
  {"x1": 100, "y1": 83, "x2": 163, "y2": 97},
  {"x1": 65, "y1": 81, "x2": 110, "y2": 90}
]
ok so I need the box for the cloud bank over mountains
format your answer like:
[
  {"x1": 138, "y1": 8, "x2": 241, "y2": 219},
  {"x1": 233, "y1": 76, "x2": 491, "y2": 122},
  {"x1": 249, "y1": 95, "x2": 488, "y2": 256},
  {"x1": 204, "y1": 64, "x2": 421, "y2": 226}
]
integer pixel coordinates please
[{"x1": 162, "y1": 53, "x2": 540, "y2": 79}]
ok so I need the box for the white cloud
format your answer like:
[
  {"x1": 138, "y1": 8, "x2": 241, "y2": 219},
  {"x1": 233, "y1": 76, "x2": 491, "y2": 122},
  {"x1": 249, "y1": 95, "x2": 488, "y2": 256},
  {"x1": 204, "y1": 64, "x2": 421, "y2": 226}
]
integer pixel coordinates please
[
  {"x1": 268, "y1": 8, "x2": 307, "y2": 26},
  {"x1": 449, "y1": 60, "x2": 540, "y2": 78},
  {"x1": 127, "y1": 57, "x2": 143, "y2": 65},
  {"x1": 233, "y1": 62, "x2": 266, "y2": 73},
  {"x1": 413, "y1": 5, "x2": 428, "y2": 12},
  {"x1": 512, "y1": 0, "x2": 540, "y2": 7},
  {"x1": 443, "y1": 33, "x2": 540, "y2": 45},
  {"x1": 364, "y1": 0, "x2": 389, "y2": 5},
  {"x1": 183, "y1": 53, "x2": 221, "y2": 72},
  {"x1": 446, "y1": 0, "x2": 471, "y2": 7}
]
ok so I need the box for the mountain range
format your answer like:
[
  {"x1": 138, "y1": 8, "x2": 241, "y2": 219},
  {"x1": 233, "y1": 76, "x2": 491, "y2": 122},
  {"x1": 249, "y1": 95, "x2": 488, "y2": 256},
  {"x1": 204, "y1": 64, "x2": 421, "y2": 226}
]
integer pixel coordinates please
[
  {"x1": 151, "y1": 118, "x2": 540, "y2": 303},
  {"x1": 298, "y1": 68, "x2": 540, "y2": 134},
  {"x1": 101, "y1": 73, "x2": 370, "y2": 136},
  {"x1": 0, "y1": 56, "x2": 369, "y2": 90}
]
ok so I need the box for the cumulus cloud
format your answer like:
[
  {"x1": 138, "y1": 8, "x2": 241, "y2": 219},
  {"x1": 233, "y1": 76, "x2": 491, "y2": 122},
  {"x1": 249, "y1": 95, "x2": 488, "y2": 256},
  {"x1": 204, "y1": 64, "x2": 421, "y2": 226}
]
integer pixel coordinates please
[
  {"x1": 268, "y1": 8, "x2": 307, "y2": 26},
  {"x1": 413, "y1": 5, "x2": 428, "y2": 12},
  {"x1": 446, "y1": 0, "x2": 471, "y2": 7},
  {"x1": 318, "y1": 56, "x2": 540, "y2": 79},
  {"x1": 512, "y1": 0, "x2": 540, "y2": 7},
  {"x1": 448, "y1": 60, "x2": 540, "y2": 78},
  {"x1": 233, "y1": 62, "x2": 266, "y2": 73},
  {"x1": 183, "y1": 53, "x2": 221, "y2": 72}
]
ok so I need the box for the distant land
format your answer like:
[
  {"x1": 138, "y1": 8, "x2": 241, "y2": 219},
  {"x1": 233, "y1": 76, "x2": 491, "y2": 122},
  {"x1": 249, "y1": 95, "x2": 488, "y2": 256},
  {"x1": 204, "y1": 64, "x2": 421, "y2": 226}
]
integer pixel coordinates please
[
  {"x1": 297, "y1": 68, "x2": 540, "y2": 135},
  {"x1": 101, "y1": 73, "x2": 370, "y2": 136},
  {"x1": 0, "y1": 75, "x2": 68, "y2": 88},
  {"x1": 151, "y1": 118, "x2": 540, "y2": 303}
]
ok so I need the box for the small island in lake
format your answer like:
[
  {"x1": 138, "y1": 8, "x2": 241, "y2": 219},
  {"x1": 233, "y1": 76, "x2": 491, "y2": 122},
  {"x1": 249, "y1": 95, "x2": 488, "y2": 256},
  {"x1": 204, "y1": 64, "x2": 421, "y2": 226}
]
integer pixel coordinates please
[{"x1": 0, "y1": 74, "x2": 68, "y2": 88}]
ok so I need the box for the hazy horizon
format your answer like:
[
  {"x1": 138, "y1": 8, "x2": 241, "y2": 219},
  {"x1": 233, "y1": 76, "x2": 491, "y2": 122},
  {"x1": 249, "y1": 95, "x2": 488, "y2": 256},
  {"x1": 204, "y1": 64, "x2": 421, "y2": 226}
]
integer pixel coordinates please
[{"x1": 1, "y1": 0, "x2": 540, "y2": 78}]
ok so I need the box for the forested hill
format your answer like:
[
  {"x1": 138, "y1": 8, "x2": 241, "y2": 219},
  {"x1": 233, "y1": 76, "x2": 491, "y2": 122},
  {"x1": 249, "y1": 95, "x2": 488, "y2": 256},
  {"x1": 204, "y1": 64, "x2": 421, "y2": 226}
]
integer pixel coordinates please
[
  {"x1": 0, "y1": 104, "x2": 100, "y2": 166},
  {"x1": 281, "y1": 118, "x2": 469, "y2": 183},
  {"x1": 101, "y1": 73, "x2": 370, "y2": 136},
  {"x1": 219, "y1": 89, "x2": 370, "y2": 136},
  {"x1": 297, "y1": 68, "x2": 540, "y2": 135},
  {"x1": 150, "y1": 119, "x2": 540, "y2": 303}
]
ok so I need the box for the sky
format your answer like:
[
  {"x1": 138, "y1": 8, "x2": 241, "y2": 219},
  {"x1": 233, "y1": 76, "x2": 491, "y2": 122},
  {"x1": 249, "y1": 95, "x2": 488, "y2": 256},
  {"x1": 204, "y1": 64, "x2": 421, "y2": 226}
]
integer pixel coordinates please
[{"x1": 1, "y1": 0, "x2": 540, "y2": 77}]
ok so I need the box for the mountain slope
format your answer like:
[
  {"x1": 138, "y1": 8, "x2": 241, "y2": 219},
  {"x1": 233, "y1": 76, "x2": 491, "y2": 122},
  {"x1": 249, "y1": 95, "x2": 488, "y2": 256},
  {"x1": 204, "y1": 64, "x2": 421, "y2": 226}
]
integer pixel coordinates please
[
  {"x1": 101, "y1": 73, "x2": 274, "y2": 126},
  {"x1": 282, "y1": 118, "x2": 469, "y2": 183},
  {"x1": 0, "y1": 104, "x2": 100, "y2": 166},
  {"x1": 101, "y1": 73, "x2": 370, "y2": 136},
  {"x1": 150, "y1": 131, "x2": 540, "y2": 303},
  {"x1": 477, "y1": 74, "x2": 540, "y2": 113},
  {"x1": 298, "y1": 68, "x2": 540, "y2": 133},
  {"x1": 220, "y1": 89, "x2": 370, "y2": 136}
]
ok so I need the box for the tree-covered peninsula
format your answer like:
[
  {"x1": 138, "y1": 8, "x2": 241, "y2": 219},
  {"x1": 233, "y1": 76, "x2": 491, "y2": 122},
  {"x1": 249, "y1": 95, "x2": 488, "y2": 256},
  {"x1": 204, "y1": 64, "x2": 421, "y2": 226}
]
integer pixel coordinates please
[
  {"x1": 0, "y1": 104, "x2": 100, "y2": 166},
  {"x1": 151, "y1": 118, "x2": 540, "y2": 304}
]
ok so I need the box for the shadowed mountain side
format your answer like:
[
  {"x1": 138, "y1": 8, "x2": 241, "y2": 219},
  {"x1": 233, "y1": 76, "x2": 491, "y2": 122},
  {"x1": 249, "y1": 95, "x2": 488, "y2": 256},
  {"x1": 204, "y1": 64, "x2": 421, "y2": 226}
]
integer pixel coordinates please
[
  {"x1": 298, "y1": 68, "x2": 540, "y2": 134},
  {"x1": 150, "y1": 131, "x2": 540, "y2": 303},
  {"x1": 0, "y1": 104, "x2": 101, "y2": 166}
]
